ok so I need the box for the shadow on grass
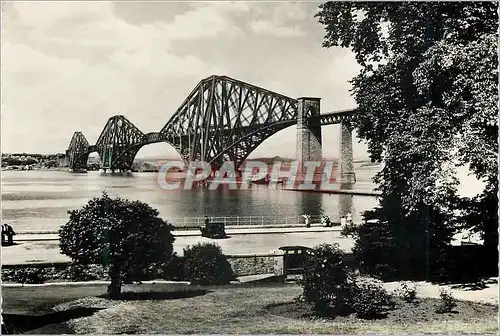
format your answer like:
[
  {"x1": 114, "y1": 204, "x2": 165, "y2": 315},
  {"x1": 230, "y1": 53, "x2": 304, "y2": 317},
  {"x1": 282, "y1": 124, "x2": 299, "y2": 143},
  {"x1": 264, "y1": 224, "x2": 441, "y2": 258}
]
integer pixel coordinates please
[
  {"x1": 449, "y1": 277, "x2": 498, "y2": 291},
  {"x1": 263, "y1": 302, "x2": 357, "y2": 319},
  {"x1": 203, "y1": 235, "x2": 232, "y2": 240},
  {"x1": 98, "y1": 289, "x2": 211, "y2": 301},
  {"x1": 2, "y1": 307, "x2": 101, "y2": 334}
]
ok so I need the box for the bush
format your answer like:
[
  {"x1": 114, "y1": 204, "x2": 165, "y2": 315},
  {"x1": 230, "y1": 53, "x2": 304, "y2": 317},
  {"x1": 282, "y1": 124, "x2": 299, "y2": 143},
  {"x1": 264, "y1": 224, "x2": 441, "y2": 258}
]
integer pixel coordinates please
[
  {"x1": 395, "y1": 282, "x2": 418, "y2": 303},
  {"x1": 340, "y1": 222, "x2": 357, "y2": 238},
  {"x1": 183, "y1": 243, "x2": 235, "y2": 285},
  {"x1": 352, "y1": 282, "x2": 395, "y2": 319},
  {"x1": 298, "y1": 244, "x2": 357, "y2": 316},
  {"x1": 435, "y1": 289, "x2": 457, "y2": 313},
  {"x1": 10, "y1": 268, "x2": 48, "y2": 284},
  {"x1": 162, "y1": 253, "x2": 186, "y2": 281},
  {"x1": 351, "y1": 202, "x2": 455, "y2": 282},
  {"x1": 63, "y1": 264, "x2": 108, "y2": 281},
  {"x1": 59, "y1": 192, "x2": 175, "y2": 298}
]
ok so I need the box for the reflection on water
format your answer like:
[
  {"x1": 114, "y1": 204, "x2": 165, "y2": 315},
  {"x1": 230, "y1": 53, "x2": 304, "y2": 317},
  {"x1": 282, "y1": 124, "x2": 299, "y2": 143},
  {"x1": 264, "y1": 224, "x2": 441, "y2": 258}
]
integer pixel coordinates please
[{"x1": 1, "y1": 166, "x2": 380, "y2": 231}]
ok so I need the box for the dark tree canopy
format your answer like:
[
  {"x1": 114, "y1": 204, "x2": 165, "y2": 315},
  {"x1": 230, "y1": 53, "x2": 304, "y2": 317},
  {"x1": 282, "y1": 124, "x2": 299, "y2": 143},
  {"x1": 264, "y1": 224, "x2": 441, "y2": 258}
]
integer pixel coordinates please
[
  {"x1": 59, "y1": 192, "x2": 175, "y2": 296},
  {"x1": 316, "y1": 2, "x2": 498, "y2": 279}
]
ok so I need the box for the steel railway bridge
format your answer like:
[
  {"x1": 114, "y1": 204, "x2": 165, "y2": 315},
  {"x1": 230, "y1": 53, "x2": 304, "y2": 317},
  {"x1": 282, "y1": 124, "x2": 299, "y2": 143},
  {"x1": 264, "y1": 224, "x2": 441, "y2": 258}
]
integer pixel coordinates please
[{"x1": 65, "y1": 75, "x2": 356, "y2": 182}]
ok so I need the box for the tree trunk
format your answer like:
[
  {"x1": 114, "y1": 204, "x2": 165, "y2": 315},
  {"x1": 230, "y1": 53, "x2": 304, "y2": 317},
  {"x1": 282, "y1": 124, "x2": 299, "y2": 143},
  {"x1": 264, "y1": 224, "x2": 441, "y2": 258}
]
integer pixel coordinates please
[{"x1": 107, "y1": 265, "x2": 122, "y2": 299}]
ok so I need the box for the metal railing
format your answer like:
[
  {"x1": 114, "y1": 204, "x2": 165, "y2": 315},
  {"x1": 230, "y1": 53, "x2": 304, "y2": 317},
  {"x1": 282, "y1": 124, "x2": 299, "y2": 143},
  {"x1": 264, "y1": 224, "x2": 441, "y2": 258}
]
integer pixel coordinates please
[
  {"x1": 168, "y1": 215, "x2": 328, "y2": 228},
  {"x1": 6, "y1": 215, "x2": 337, "y2": 234}
]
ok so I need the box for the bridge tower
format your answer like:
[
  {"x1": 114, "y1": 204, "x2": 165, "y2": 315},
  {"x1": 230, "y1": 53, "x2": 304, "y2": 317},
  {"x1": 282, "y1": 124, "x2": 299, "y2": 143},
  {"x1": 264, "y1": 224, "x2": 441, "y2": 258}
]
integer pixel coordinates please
[
  {"x1": 339, "y1": 123, "x2": 355, "y2": 184},
  {"x1": 295, "y1": 97, "x2": 355, "y2": 184},
  {"x1": 296, "y1": 97, "x2": 322, "y2": 173}
]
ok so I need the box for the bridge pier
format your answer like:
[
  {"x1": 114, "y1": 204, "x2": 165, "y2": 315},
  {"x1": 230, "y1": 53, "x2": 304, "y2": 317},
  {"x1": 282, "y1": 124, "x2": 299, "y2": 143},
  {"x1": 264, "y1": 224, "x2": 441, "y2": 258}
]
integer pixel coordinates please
[
  {"x1": 339, "y1": 122, "x2": 355, "y2": 184},
  {"x1": 296, "y1": 97, "x2": 322, "y2": 174}
]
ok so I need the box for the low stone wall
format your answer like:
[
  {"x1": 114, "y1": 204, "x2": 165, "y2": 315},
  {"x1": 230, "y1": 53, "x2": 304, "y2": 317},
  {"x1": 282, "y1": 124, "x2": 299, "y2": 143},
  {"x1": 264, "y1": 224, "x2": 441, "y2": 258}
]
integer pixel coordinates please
[
  {"x1": 1, "y1": 254, "x2": 286, "y2": 284},
  {"x1": 227, "y1": 254, "x2": 283, "y2": 277}
]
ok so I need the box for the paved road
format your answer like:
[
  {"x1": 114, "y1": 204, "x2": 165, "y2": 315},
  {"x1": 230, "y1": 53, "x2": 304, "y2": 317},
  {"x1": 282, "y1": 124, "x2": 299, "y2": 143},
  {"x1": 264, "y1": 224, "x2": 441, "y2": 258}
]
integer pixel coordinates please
[{"x1": 2, "y1": 228, "x2": 353, "y2": 265}]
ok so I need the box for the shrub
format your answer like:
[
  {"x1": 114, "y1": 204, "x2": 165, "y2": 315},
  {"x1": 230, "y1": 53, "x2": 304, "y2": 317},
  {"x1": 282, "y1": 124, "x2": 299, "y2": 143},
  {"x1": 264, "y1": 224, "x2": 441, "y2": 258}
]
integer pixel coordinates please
[
  {"x1": 162, "y1": 253, "x2": 186, "y2": 281},
  {"x1": 340, "y1": 222, "x2": 357, "y2": 238},
  {"x1": 11, "y1": 268, "x2": 48, "y2": 284},
  {"x1": 352, "y1": 282, "x2": 395, "y2": 319},
  {"x1": 63, "y1": 264, "x2": 108, "y2": 281},
  {"x1": 59, "y1": 192, "x2": 175, "y2": 298},
  {"x1": 351, "y1": 203, "x2": 455, "y2": 282},
  {"x1": 395, "y1": 282, "x2": 418, "y2": 303},
  {"x1": 298, "y1": 244, "x2": 357, "y2": 316},
  {"x1": 435, "y1": 289, "x2": 457, "y2": 313},
  {"x1": 183, "y1": 243, "x2": 235, "y2": 285}
]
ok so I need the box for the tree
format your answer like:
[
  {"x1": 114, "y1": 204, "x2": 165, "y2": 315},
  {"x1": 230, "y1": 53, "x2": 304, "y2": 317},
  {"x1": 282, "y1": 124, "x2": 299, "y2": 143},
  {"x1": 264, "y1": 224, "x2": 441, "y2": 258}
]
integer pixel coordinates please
[
  {"x1": 59, "y1": 192, "x2": 175, "y2": 297},
  {"x1": 316, "y1": 2, "x2": 498, "y2": 279}
]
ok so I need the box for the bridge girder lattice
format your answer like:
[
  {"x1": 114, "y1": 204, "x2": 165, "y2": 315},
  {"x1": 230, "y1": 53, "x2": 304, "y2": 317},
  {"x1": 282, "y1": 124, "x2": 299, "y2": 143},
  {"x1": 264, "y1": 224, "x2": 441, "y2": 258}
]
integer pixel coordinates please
[{"x1": 66, "y1": 75, "x2": 357, "y2": 171}]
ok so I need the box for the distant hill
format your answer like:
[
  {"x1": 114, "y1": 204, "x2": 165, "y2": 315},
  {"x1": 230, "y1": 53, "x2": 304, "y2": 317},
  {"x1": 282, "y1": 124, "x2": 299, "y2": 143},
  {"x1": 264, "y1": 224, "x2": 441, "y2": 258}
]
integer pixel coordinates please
[
  {"x1": 247, "y1": 156, "x2": 294, "y2": 164},
  {"x1": 136, "y1": 156, "x2": 180, "y2": 161}
]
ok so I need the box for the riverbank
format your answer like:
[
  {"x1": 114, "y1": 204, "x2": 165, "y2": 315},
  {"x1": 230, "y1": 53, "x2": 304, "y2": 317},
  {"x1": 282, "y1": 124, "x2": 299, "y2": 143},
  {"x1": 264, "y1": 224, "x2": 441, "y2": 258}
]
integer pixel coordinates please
[
  {"x1": 284, "y1": 188, "x2": 381, "y2": 196},
  {"x1": 16, "y1": 223, "x2": 341, "y2": 236},
  {"x1": 2, "y1": 228, "x2": 353, "y2": 265}
]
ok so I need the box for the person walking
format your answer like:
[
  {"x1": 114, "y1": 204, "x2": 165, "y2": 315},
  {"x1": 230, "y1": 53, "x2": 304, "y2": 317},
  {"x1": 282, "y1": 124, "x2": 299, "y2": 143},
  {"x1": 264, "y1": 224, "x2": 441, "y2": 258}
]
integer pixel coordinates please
[
  {"x1": 1, "y1": 223, "x2": 6, "y2": 245},
  {"x1": 302, "y1": 214, "x2": 311, "y2": 228},
  {"x1": 7, "y1": 224, "x2": 15, "y2": 245},
  {"x1": 340, "y1": 216, "x2": 347, "y2": 228},
  {"x1": 2, "y1": 223, "x2": 15, "y2": 245},
  {"x1": 346, "y1": 212, "x2": 353, "y2": 225}
]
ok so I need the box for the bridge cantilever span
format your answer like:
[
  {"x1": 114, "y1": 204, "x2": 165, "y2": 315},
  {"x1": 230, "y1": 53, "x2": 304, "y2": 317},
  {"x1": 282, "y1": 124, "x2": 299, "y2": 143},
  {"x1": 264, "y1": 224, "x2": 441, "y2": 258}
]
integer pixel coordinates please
[{"x1": 65, "y1": 75, "x2": 357, "y2": 181}]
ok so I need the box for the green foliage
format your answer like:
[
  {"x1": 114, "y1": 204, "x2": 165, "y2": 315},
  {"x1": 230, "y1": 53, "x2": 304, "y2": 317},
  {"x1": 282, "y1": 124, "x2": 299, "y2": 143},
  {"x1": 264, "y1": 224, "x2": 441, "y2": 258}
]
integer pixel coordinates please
[
  {"x1": 9, "y1": 268, "x2": 48, "y2": 284},
  {"x1": 162, "y1": 254, "x2": 186, "y2": 281},
  {"x1": 352, "y1": 282, "x2": 395, "y2": 319},
  {"x1": 183, "y1": 243, "x2": 235, "y2": 285},
  {"x1": 298, "y1": 244, "x2": 357, "y2": 316},
  {"x1": 59, "y1": 192, "x2": 175, "y2": 297},
  {"x1": 298, "y1": 244, "x2": 396, "y2": 319},
  {"x1": 316, "y1": 2, "x2": 498, "y2": 280},
  {"x1": 435, "y1": 289, "x2": 457, "y2": 313},
  {"x1": 458, "y1": 182, "x2": 499, "y2": 252},
  {"x1": 395, "y1": 282, "x2": 418, "y2": 303},
  {"x1": 340, "y1": 221, "x2": 357, "y2": 237},
  {"x1": 63, "y1": 264, "x2": 108, "y2": 281},
  {"x1": 349, "y1": 204, "x2": 456, "y2": 281}
]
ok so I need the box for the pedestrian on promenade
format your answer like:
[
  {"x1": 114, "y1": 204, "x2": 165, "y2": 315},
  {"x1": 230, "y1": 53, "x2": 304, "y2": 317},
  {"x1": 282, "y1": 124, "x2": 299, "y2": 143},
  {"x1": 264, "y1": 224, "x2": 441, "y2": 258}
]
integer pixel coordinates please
[
  {"x1": 2, "y1": 223, "x2": 15, "y2": 246},
  {"x1": 322, "y1": 215, "x2": 331, "y2": 227},
  {"x1": 346, "y1": 212, "x2": 353, "y2": 224},
  {"x1": 302, "y1": 214, "x2": 311, "y2": 228},
  {"x1": 1, "y1": 223, "x2": 6, "y2": 245},
  {"x1": 340, "y1": 216, "x2": 347, "y2": 228}
]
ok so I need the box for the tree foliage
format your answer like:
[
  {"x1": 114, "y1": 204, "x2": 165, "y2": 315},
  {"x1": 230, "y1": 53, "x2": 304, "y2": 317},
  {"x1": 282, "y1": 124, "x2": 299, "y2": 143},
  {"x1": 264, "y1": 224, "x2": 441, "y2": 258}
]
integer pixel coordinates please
[
  {"x1": 316, "y1": 2, "x2": 498, "y2": 279},
  {"x1": 299, "y1": 244, "x2": 357, "y2": 316},
  {"x1": 59, "y1": 192, "x2": 175, "y2": 297},
  {"x1": 183, "y1": 242, "x2": 235, "y2": 285},
  {"x1": 298, "y1": 244, "x2": 395, "y2": 318}
]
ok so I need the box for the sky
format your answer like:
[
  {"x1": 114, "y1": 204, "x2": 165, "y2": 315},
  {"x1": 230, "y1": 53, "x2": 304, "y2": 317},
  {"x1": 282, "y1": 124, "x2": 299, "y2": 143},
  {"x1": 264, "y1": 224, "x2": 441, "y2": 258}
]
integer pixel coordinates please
[{"x1": 1, "y1": 1, "x2": 370, "y2": 159}]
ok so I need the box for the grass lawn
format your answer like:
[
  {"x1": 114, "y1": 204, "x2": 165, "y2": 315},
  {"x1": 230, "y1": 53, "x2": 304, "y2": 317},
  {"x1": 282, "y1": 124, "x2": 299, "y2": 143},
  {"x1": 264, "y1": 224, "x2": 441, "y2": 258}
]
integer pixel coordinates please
[{"x1": 3, "y1": 283, "x2": 498, "y2": 334}]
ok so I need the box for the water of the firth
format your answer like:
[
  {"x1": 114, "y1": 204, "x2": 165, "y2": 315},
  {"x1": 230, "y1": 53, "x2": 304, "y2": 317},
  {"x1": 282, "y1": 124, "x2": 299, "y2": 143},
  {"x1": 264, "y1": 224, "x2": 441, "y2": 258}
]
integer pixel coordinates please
[{"x1": 1, "y1": 163, "x2": 381, "y2": 232}]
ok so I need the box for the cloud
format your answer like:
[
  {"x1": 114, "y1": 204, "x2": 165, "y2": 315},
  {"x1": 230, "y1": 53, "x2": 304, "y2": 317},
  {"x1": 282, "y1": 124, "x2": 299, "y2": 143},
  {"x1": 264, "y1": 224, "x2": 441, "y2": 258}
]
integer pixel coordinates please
[
  {"x1": 248, "y1": 2, "x2": 311, "y2": 37},
  {"x1": 249, "y1": 20, "x2": 305, "y2": 37},
  {"x1": 1, "y1": 1, "x2": 368, "y2": 160},
  {"x1": 1, "y1": 2, "x2": 248, "y2": 152}
]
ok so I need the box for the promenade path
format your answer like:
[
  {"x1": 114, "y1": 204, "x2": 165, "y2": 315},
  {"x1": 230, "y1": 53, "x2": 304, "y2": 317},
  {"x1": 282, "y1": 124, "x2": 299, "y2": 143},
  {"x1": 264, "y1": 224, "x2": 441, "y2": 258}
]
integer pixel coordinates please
[{"x1": 2, "y1": 226, "x2": 353, "y2": 265}]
